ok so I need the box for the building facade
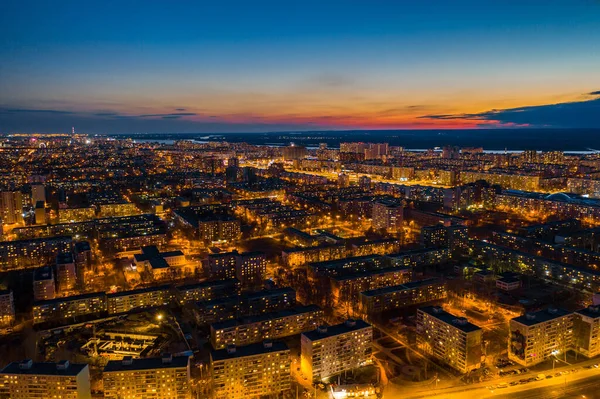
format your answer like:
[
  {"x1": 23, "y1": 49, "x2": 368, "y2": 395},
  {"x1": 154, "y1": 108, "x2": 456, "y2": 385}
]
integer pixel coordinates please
[
  {"x1": 0, "y1": 360, "x2": 91, "y2": 399},
  {"x1": 509, "y1": 308, "x2": 573, "y2": 366},
  {"x1": 211, "y1": 341, "x2": 291, "y2": 399},
  {"x1": 301, "y1": 319, "x2": 373, "y2": 382},
  {"x1": 103, "y1": 355, "x2": 190, "y2": 399},
  {"x1": 417, "y1": 306, "x2": 482, "y2": 373}
]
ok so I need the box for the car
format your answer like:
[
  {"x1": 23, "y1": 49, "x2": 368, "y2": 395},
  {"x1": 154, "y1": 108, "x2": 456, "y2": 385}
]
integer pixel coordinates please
[
  {"x1": 554, "y1": 373, "x2": 561, "y2": 377},
  {"x1": 546, "y1": 375, "x2": 553, "y2": 379},
  {"x1": 487, "y1": 386, "x2": 496, "y2": 390},
  {"x1": 497, "y1": 383, "x2": 509, "y2": 389},
  {"x1": 594, "y1": 364, "x2": 599, "y2": 368},
  {"x1": 519, "y1": 379, "x2": 528, "y2": 383},
  {"x1": 510, "y1": 381, "x2": 519, "y2": 386},
  {"x1": 519, "y1": 368, "x2": 528, "y2": 373},
  {"x1": 584, "y1": 365, "x2": 593, "y2": 369}
]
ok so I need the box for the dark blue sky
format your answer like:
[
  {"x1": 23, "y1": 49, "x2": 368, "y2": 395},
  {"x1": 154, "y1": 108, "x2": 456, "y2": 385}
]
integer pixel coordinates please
[{"x1": 1, "y1": 1, "x2": 599, "y2": 133}]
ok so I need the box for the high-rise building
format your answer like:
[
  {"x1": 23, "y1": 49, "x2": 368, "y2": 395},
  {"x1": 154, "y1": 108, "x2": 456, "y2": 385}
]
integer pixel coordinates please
[
  {"x1": 235, "y1": 251, "x2": 267, "y2": 288},
  {"x1": 103, "y1": 354, "x2": 191, "y2": 399},
  {"x1": 282, "y1": 144, "x2": 307, "y2": 160},
  {"x1": 337, "y1": 173, "x2": 350, "y2": 188},
  {"x1": 33, "y1": 266, "x2": 56, "y2": 301},
  {"x1": 208, "y1": 251, "x2": 238, "y2": 279},
  {"x1": 417, "y1": 306, "x2": 482, "y2": 373},
  {"x1": 509, "y1": 308, "x2": 573, "y2": 366},
  {"x1": 573, "y1": 305, "x2": 600, "y2": 358},
  {"x1": 34, "y1": 201, "x2": 46, "y2": 225},
  {"x1": 74, "y1": 241, "x2": 93, "y2": 275},
  {"x1": 0, "y1": 191, "x2": 24, "y2": 225},
  {"x1": 56, "y1": 252, "x2": 77, "y2": 292},
  {"x1": 301, "y1": 319, "x2": 372, "y2": 382},
  {"x1": 0, "y1": 359, "x2": 91, "y2": 399},
  {"x1": 0, "y1": 290, "x2": 15, "y2": 328},
  {"x1": 211, "y1": 341, "x2": 291, "y2": 399},
  {"x1": 31, "y1": 184, "x2": 46, "y2": 204},
  {"x1": 372, "y1": 200, "x2": 403, "y2": 233}
]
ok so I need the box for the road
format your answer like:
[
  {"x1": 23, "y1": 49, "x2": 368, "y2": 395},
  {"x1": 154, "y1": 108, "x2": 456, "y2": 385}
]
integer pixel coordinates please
[
  {"x1": 390, "y1": 364, "x2": 600, "y2": 399},
  {"x1": 492, "y1": 374, "x2": 599, "y2": 399}
]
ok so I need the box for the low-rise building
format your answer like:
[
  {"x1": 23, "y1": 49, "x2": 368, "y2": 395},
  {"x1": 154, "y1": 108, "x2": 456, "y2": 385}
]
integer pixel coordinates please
[{"x1": 133, "y1": 245, "x2": 189, "y2": 280}]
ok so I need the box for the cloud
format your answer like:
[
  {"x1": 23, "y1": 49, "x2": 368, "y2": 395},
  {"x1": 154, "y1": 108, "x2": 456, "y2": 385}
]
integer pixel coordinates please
[
  {"x1": 0, "y1": 108, "x2": 74, "y2": 115},
  {"x1": 309, "y1": 73, "x2": 354, "y2": 88},
  {"x1": 175, "y1": 108, "x2": 186, "y2": 111},
  {"x1": 378, "y1": 105, "x2": 431, "y2": 116},
  {"x1": 138, "y1": 112, "x2": 197, "y2": 118},
  {"x1": 589, "y1": 90, "x2": 600, "y2": 96},
  {"x1": 419, "y1": 94, "x2": 600, "y2": 128}
]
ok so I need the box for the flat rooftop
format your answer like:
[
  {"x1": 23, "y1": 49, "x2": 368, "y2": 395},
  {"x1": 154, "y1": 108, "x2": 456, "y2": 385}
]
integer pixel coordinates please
[
  {"x1": 361, "y1": 278, "x2": 441, "y2": 297},
  {"x1": 2, "y1": 361, "x2": 87, "y2": 376},
  {"x1": 419, "y1": 306, "x2": 481, "y2": 333},
  {"x1": 211, "y1": 341, "x2": 289, "y2": 361},
  {"x1": 302, "y1": 319, "x2": 371, "y2": 342},
  {"x1": 104, "y1": 356, "x2": 189, "y2": 372},
  {"x1": 512, "y1": 307, "x2": 571, "y2": 326},
  {"x1": 211, "y1": 304, "x2": 322, "y2": 330}
]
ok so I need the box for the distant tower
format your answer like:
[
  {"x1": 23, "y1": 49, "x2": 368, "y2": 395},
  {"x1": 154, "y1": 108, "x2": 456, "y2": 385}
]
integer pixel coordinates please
[{"x1": 72, "y1": 127, "x2": 75, "y2": 135}]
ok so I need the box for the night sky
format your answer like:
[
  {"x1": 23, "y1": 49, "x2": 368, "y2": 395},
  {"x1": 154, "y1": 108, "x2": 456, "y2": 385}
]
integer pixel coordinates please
[{"x1": 1, "y1": 0, "x2": 599, "y2": 133}]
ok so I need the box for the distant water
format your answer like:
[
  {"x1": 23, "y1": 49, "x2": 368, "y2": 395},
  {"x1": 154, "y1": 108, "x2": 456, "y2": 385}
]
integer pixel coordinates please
[{"x1": 111, "y1": 129, "x2": 600, "y2": 151}]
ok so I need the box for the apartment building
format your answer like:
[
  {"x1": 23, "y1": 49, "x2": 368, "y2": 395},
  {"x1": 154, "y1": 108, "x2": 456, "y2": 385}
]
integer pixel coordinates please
[
  {"x1": 417, "y1": 306, "x2": 482, "y2": 373},
  {"x1": 0, "y1": 359, "x2": 91, "y2": 399},
  {"x1": 301, "y1": 319, "x2": 372, "y2": 382},
  {"x1": 103, "y1": 354, "x2": 190, "y2": 399},
  {"x1": 211, "y1": 341, "x2": 291, "y2": 399},
  {"x1": 509, "y1": 307, "x2": 573, "y2": 366}
]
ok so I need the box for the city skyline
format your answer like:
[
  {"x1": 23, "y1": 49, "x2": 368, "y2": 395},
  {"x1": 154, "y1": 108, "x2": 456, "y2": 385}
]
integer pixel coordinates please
[{"x1": 2, "y1": 1, "x2": 600, "y2": 133}]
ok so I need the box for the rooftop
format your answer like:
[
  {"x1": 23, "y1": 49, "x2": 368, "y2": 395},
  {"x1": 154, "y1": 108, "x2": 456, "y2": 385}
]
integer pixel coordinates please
[
  {"x1": 419, "y1": 306, "x2": 481, "y2": 333},
  {"x1": 107, "y1": 284, "x2": 171, "y2": 298},
  {"x1": 512, "y1": 307, "x2": 571, "y2": 326},
  {"x1": 361, "y1": 278, "x2": 442, "y2": 297},
  {"x1": 2, "y1": 360, "x2": 88, "y2": 376},
  {"x1": 211, "y1": 304, "x2": 322, "y2": 330},
  {"x1": 211, "y1": 341, "x2": 289, "y2": 361},
  {"x1": 302, "y1": 319, "x2": 371, "y2": 341},
  {"x1": 104, "y1": 355, "x2": 189, "y2": 372},
  {"x1": 33, "y1": 291, "x2": 105, "y2": 307},
  {"x1": 575, "y1": 306, "x2": 600, "y2": 320}
]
